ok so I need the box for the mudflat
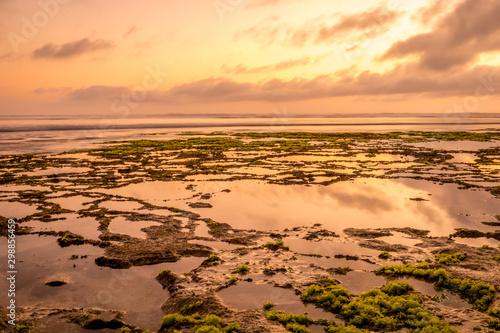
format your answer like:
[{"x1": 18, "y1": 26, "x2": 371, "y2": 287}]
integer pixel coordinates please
[{"x1": 1, "y1": 131, "x2": 499, "y2": 333}]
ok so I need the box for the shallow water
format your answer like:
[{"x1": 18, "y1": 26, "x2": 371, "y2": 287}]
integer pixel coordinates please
[
  {"x1": 108, "y1": 216, "x2": 162, "y2": 239},
  {"x1": 0, "y1": 235, "x2": 203, "y2": 331},
  {"x1": 217, "y1": 281, "x2": 337, "y2": 322},
  {"x1": 99, "y1": 199, "x2": 144, "y2": 212},
  {"x1": 395, "y1": 277, "x2": 472, "y2": 309},
  {"x1": 334, "y1": 271, "x2": 387, "y2": 295},
  {"x1": 23, "y1": 215, "x2": 101, "y2": 240},
  {"x1": 49, "y1": 195, "x2": 94, "y2": 211},
  {"x1": 188, "y1": 239, "x2": 239, "y2": 251},
  {"x1": 0, "y1": 200, "x2": 39, "y2": 218},
  {"x1": 297, "y1": 255, "x2": 379, "y2": 271},
  {"x1": 184, "y1": 178, "x2": 499, "y2": 236},
  {"x1": 95, "y1": 181, "x2": 196, "y2": 205},
  {"x1": 284, "y1": 237, "x2": 381, "y2": 258}
]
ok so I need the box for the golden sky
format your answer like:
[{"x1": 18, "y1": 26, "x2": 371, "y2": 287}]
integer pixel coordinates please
[{"x1": 0, "y1": 0, "x2": 499, "y2": 115}]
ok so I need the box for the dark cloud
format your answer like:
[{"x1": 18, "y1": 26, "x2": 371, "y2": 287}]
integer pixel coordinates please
[
  {"x1": 235, "y1": 7, "x2": 401, "y2": 48},
  {"x1": 32, "y1": 38, "x2": 115, "y2": 59},
  {"x1": 62, "y1": 64, "x2": 500, "y2": 104},
  {"x1": 381, "y1": 0, "x2": 500, "y2": 71}
]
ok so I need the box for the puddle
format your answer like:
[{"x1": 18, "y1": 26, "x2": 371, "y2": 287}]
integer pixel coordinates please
[
  {"x1": 108, "y1": 216, "x2": 162, "y2": 239},
  {"x1": 49, "y1": 195, "x2": 94, "y2": 211},
  {"x1": 188, "y1": 239, "x2": 239, "y2": 251},
  {"x1": 99, "y1": 200, "x2": 144, "y2": 211},
  {"x1": 152, "y1": 256, "x2": 205, "y2": 275},
  {"x1": 95, "y1": 181, "x2": 195, "y2": 205},
  {"x1": 378, "y1": 232, "x2": 422, "y2": 247},
  {"x1": 410, "y1": 141, "x2": 499, "y2": 151},
  {"x1": 1, "y1": 185, "x2": 49, "y2": 191},
  {"x1": 194, "y1": 221, "x2": 212, "y2": 238},
  {"x1": 335, "y1": 271, "x2": 386, "y2": 295},
  {"x1": 280, "y1": 237, "x2": 381, "y2": 258},
  {"x1": 449, "y1": 153, "x2": 477, "y2": 164},
  {"x1": 186, "y1": 179, "x2": 500, "y2": 236},
  {"x1": 217, "y1": 281, "x2": 337, "y2": 322},
  {"x1": 227, "y1": 167, "x2": 280, "y2": 176},
  {"x1": 23, "y1": 215, "x2": 101, "y2": 240},
  {"x1": 297, "y1": 255, "x2": 379, "y2": 271},
  {"x1": 453, "y1": 237, "x2": 499, "y2": 248},
  {"x1": 26, "y1": 167, "x2": 92, "y2": 176},
  {"x1": 395, "y1": 277, "x2": 472, "y2": 309},
  {"x1": 0, "y1": 200, "x2": 39, "y2": 218},
  {"x1": 0, "y1": 235, "x2": 203, "y2": 331}
]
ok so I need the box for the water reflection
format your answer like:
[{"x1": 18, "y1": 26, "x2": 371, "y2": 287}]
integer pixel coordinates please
[{"x1": 186, "y1": 179, "x2": 499, "y2": 236}]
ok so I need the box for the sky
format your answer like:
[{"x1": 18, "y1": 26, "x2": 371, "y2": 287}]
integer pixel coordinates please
[{"x1": 0, "y1": 0, "x2": 499, "y2": 116}]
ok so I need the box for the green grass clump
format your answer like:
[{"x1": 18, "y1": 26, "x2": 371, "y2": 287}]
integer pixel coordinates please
[
  {"x1": 263, "y1": 240, "x2": 290, "y2": 251},
  {"x1": 300, "y1": 278, "x2": 457, "y2": 332},
  {"x1": 157, "y1": 269, "x2": 173, "y2": 279},
  {"x1": 222, "y1": 322, "x2": 241, "y2": 332},
  {"x1": 380, "y1": 281, "x2": 414, "y2": 296},
  {"x1": 180, "y1": 301, "x2": 204, "y2": 314},
  {"x1": 228, "y1": 276, "x2": 238, "y2": 285},
  {"x1": 304, "y1": 253, "x2": 323, "y2": 257},
  {"x1": 231, "y1": 264, "x2": 250, "y2": 275},
  {"x1": 265, "y1": 309, "x2": 314, "y2": 328},
  {"x1": 378, "y1": 251, "x2": 391, "y2": 259},
  {"x1": 301, "y1": 280, "x2": 351, "y2": 312},
  {"x1": 285, "y1": 322, "x2": 311, "y2": 333},
  {"x1": 376, "y1": 263, "x2": 496, "y2": 311},
  {"x1": 160, "y1": 313, "x2": 198, "y2": 330},
  {"x1": 119, "y1": 328, "x2": 147, "y2": 333},
  {"x1": 434, "y1": 253, "x2": 466, "y2": 265},
  {"x1": 263, "y1": 301, "x2": 275, "y2": 310},
  {"x1": 160, "y1": 313, "x2": 240, "y2": 332},
  {"x1": 13, "y1": 324, "x2": 30, "y2": 333}
]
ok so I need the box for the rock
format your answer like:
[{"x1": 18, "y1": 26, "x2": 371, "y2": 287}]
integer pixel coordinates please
[
  {"x1": 189, "y1": 202, "x2": 213, "y2": 208},
  {"x1": 95, "y1": 256, "x2": 132, "y2": 269},
  {"x1": 344, "y1": 228, "x2": 392, "y2": 238},
  {"x1": 45, "y1": 281, "x2": 68, "y2": 287},
  {"x1": 358, "y1": 239, "x2": 408, "y2": 252}
]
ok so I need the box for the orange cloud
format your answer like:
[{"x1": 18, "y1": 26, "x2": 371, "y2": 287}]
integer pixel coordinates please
[
  {"x1": 221, "y1": 53, "x2": 329, "y2": 74},
  {"x1": 59, "y1": 64, "x2": 500, "y2": 104},
  {"x1": 33, "y1": 38, "x2": 115, "y2": 59},
  {"x1": 236, "y1": 7, "x2": 401, "y2": 48},
  {"x1": 381, "y1": 0, "x2": 500, "y2": 71}
]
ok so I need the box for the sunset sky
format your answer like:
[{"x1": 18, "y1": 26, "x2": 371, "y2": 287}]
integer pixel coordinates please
[{"x1": 1, "y1": 0, "x2": 499, "y2": 115}]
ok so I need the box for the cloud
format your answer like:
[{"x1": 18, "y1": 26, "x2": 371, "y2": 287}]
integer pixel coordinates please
[
  {"x1": 412, "y1": 0, "x2": 456, "y2": 25},
  {"x1": 313, "y1": 7, "x2": 401, "y2": 44},
  {"x1": 124, "y1": 25, "x2": 137, "y2": 38},
  {"x1": 65, "y1": 85, "x2": 129, "y2": 101},
  {"x1": 221, "y1": 53, "x2": 329, "y2": 75},
  {"x1": 33, "y1": 87, "x2": 71, "y2": 95},
  {"x1": 381, "y1": 0, "x2": 500, "y2": 71},
  {"x1": 62, "y1": 64, "x2": 500, "y2": 104},
  {"x1": 235, "y1": 7, "x2": 401, "y2": 48},
  {"x1": 32, "y1": 38, "x2": 115, "y2": 59}
]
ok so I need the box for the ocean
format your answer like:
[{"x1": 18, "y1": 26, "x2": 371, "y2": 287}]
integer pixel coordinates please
[{"x1": 1, "y1": 113, "x2": 499, "y2": 155}]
